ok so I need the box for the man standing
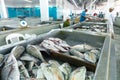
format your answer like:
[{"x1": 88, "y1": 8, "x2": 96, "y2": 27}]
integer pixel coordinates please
[
  {"x1": 105, "y1": 7, "x2": 115, "y2": 39},
  {"x1": 80, "y1": 9, "x2": 88, "y2": 22}
]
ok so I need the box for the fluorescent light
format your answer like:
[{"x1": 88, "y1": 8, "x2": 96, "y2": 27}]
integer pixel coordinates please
[{"x1": 24, "y1": 0, "x2": 32, "y2": 3}]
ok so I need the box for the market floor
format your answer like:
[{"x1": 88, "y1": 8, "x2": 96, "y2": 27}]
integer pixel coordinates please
[{"x1": 114, "y1": 25, "x2": 120, "y2": 80}]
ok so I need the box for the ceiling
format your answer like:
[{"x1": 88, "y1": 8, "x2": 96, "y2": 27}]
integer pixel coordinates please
[{"x1": 4, "y1": 0, "x2": 56, "y2": 7}]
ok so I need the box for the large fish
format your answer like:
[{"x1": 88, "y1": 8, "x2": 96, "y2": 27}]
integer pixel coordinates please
[
  {"x1": 71, "y1": 44, "x2": 94, "y2": 53},
  {"x1": 10, "y1": 45, "x2": 25, "y2": 59},
  {"x1": 70, "y1": 49, "x2": 84, "y2": 59},
  {"x1": 69, "y1": 66, "x2": 86, "y2": 80},
  {"x1": 40, "y1": 63, "x2": 54, "y2": 80},
  {"x1": 40, "y1": 40, "x2": 59, "y2": 52},
  {"x1": 17, "y1": 60, "x2": 30, "y2": 78},
  {"x1": 1, "y1": 53, "x2": 20, "y2": 80},
  {"x1": 36, "y1": 67, "x2": 46, "y2": 80},
  {"x1": 27, "y1": 45, "x2": 45, "y2": 62},
  {"x1": 48, "y1": 60, "x2": 60, "y2": 67},
  {"x1": 59, "y1": 63, "x2": 72, "y2": 80},
  {"x1": 41, "y1": 62, "x2": 64, "y2": 80},
  {"x1": 84, "y1": 51, "x2": 97, "y2": 64},
  {"x1": 20, "y1": 53, "x2": 39, "y2": 63}
]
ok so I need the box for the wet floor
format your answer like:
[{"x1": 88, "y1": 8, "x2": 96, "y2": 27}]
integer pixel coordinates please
[{"x1": 114, "y1": 25, "x2": 120, "y2": 80}]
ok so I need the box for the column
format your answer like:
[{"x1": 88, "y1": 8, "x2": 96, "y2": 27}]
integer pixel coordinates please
[
  {"x1": 0, "y1": 0, "x2": 8, "y2": 18},
  {"x1": 39, "y1": 0, "x2": 49, "y2": 21}
]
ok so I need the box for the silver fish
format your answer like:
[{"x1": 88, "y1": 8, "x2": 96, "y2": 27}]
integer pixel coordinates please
[
  {"x1": 20, "y1": 53, "x2": 39, "y2": 63},
  {"x1": 59, "y1": 63, "x2": 72, "y2": 80},
  {"x1": 48, "y1": 60, "x2": 60, "y2": 67},
  {"x1": 17, "y1": 60, "x2": 30, "y2": 78},
  {"x1": 10, "y1": 45, "x2": 25, "y2": 59},
  {"x1": 40, "y1": 63, "x2": 54, "y2": 80},
  {"x1": 28, "y1": 61, "x2": 35, "y2": 71},
  {"x1": 70, "y1": 49, "x2": 84, "y2": 59},
  {"x1": 1, "y1": 53, "x2": 20, "y2": 80},
  {"x1": 84, "y1": 52, "x2": 97, "y2": 64},
  {"x1": 27, "y1": 44, "x2": 45, "y2": 62},
  {"x1": 40, "y1": 40, "x2": 59, "y2": 52},
  {"x1": 41, "y1": 62, "x2": 64, "y2": 80},
  {"x1": 69, "y1": 66, "x2": 86, "y2": 80},
  {"x1": 90, "y1": 49, "x2": 101, "y2": 59},
  {"x1": 72, "y1": 44, "x2": 94, "y2": 52},
  {"x1": 36, "y1": 67, "x2": 46, "y2": 80},
  {"x1": 0, "y1": 54, "x2": 4, "y2": 63}
]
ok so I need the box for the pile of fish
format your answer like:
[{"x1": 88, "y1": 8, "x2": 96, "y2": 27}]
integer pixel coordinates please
[
  {"x1": 74, "y1": 25, "x2": 106, "y2": 32},
  {"x1": 0, "y1": 45, "x2": 94, "y2": 80},
  {"x1": 39, "y1": 38, "x2": 101, "y2": 64},
  {"x1": 39, "y1": 37, "x2": 71, "y2": 53}
]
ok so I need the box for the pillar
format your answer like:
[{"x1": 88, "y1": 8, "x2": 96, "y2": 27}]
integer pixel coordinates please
[
  {"x1": 39, "y1": 0, "x2": 49, "y2": 21},
  {"x1": 0, "y1": 0, "x2": 8, "y2": 18}
]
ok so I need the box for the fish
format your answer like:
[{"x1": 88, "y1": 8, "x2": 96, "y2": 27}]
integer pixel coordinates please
[
  {"x1": 27, "y1": 44, "x2": 45, "y2": 62},
  {"x1": 36, "y1": 67, "x2": 46, "y2": 80},
  {"x1": 90, "y1": 49, "x2": 101, "y2": 60},
  {"x1": 40, "y1": 63, "x2": 54, "y2": 80},
  {"x1": 59, "y1": 63, "x2": 72, "y2": 80},
  {"x1": 48, "y1": 60, "x2": 60, "y2": 67},
  {"x1": 41, "y1": 62, "x2": 64, "y2": 80},
  {"x1": 1, "y1": 53, "x2": 20, "y2": 80},
  {"x1": 10, "y1": 45, "x2": 25, "y2": 59},
  {"x1": 69, "y1": 49, "x2": 84, "y2": 59},
  {"x1": 20, "y1": 53, "x2": 39, "y2": 63},
  {"x1": 84, "y1": 51, "x2": 97, "y2": 64},
  {"x1": 17, "y1": 60, "x2": 30, "y2": 78},
  {"x1": 28, "y1": 61, "x2": 35, "y2": 71},
  {"x1": 54, "y1": 44, "x2": 68, "y2": 52},
  {"x1": 0, "y1": 54, "x2": 4, "y2": 64},
  {"x1": 40, "y1": 40, "x2": 59, "y2": 52},
  {"x1": 71, "y1": 44, "x2": 94, "y2": 52},
  {"x1": 69, "y1": 66, "x2": 86, "y2": 80}
]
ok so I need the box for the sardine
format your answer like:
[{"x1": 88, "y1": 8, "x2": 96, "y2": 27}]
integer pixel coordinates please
[
  {"x1": 17, "y1": 60, "x2": 30, "y2": 78},
  {"x1": 59, "y1": 63, "x2": 72, "y2": 80},
  {"x1": 10, "y1": 45, "x2": 25, "y2": 59},
  {"x1": 1, "y1": 53, "x2": 20, "y2": 80},
  {"x1": 69, "y1": 66, "x2": 86, "y2": 80},
  {"x1": 27, "y1": 44, "x2": 45, "y2": 62}
]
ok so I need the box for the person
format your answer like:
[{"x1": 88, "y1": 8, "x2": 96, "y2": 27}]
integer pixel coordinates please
[
  {"x1": 105, "y1": 7, "x2": 115, "y2": 39},
  {"x1": 80, "y1": 9, "x2": 89, "y2": 22},
  {"x1": 63, "y1": 18, "x2": 70, "y2": 28},
  {"x1": 98, "y1": 12, "x2": 104, "y2": 18}
]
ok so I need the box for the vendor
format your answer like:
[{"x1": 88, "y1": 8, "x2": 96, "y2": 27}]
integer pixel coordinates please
[
  {"x1": 63, "y1": 18, "x2": 70, "y2": 27},
  {"x1": 80, "y1": 9, "x2": 89, "y2": 22}
]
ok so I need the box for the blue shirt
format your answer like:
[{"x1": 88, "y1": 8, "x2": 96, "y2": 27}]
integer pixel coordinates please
[{"x1": 80, "y1": 11, "x2": 86, "y2": 22}]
